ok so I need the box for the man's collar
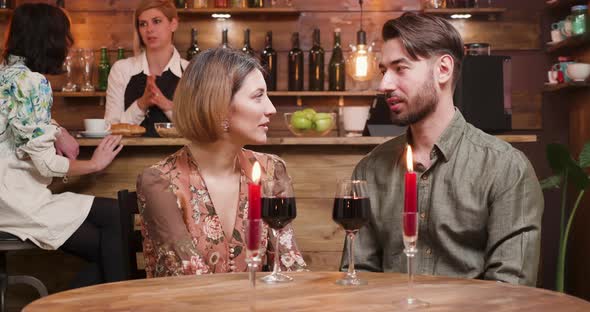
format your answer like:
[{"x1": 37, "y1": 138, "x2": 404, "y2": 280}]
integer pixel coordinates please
[
  {"x1": 140, "y1": 46, "x2": 183, "y2": 77},
  {"x1": 406, "y1": 109, "x2": 466, "y2": 163}
]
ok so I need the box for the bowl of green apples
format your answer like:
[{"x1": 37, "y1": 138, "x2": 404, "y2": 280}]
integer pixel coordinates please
[{"x1": 284, "y1": 108, "x2": 336, "y2": 137}]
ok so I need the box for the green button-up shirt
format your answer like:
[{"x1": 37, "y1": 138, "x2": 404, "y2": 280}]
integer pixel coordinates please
[{"x1": 341, "y1": 111, "x2": 543, "y2": 286}]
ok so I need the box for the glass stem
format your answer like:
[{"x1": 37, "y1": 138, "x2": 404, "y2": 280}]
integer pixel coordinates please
[
  {"x1": 272, "y1": 229, "x2": 280, "y2": 275},
  {"x1": 347, "y1": 231, "x2": 356, "y2": 278},
  {"x1": 407, "y1": 252, "x2": 414, "y2": 300}
]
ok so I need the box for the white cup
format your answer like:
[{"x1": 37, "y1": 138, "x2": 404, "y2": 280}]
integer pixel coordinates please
[
  {"x1": 551, "y1": 29, "x2": 564, "y2": 43},
  {"x1": 547, "y1": 70, "x2": 558, "y2": 84},
  {"x1": 84, "y1": 119, "x2": 109, "y2": 133},
  {"x1": 342, "y1": 106, "x2": 370, "y2": 137}
]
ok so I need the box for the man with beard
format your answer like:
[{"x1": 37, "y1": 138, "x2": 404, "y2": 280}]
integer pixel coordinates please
[{"x1": 340, "y1": 13, "x2": 543, "y2": 286}]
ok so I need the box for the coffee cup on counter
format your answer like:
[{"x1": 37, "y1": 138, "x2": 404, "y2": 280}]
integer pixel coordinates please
[
  {"x1": 551, "y1": 29, "x2": 564, "y2": 43},
  {"x1": 547, "y1": 70, "x2": 559, "y2": 84},
  {"x1": 83, "y1": 119, "x2": 110, "y2": 133}
]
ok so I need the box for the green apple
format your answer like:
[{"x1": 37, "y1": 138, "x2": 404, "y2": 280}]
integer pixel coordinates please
[
  {"x1": 293, "y1": 110, "x2": 306, "y2": 119},
  {"x1": 314, "y1": 117, "x2": 333, "y2": 132},
  {"x1": 302, "y1": 108, "x2": 317, "y2": 120},
  {"x1": 291, "y1": 116, "x2": 312, "y2": 130},
  {"x1": 312, "y1": 113, "x2": 332, "y2": 122}
]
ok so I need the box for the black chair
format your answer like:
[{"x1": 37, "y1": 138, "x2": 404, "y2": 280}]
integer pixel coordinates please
[
  {"x1": 0, "y1": 232, "x2": 48, "y2": 312},
  {"x1": 118, "y1": 190, "x2": 146, "y2": 280}
]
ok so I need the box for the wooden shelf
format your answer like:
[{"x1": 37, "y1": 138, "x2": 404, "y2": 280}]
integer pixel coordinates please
[
  {"x1": 76, "y1": 134, "x2": 537, "y2": 147},
  {"x1": 543, "y1": 82, "x2": 590, "y2": 92},
  {"x1": 423, "y1": 7, "x2": 507, "y2": 15},
  {"x1": 53, "y1": 91, "x2": 106, "y2": 97},
  {"x1": 177, "y1": 8, "x2": 300, "y2": 16},
  {"x1": 546, "y1": 34, "x2": 590, "y2": 53},
  {"x1": 268, "y1": 91, "x2": 378, "y2": 97},
  {"x1": 0, "y1": 8, "x2": 12, "y2": 14},
  {"x1": 546, "y1": 0, "x2": 587, "y2": 10}
]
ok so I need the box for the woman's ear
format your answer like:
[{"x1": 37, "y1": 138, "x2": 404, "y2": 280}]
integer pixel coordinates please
[{"x1": 170, "y1": 17, "x2": 179, "y2": 33}]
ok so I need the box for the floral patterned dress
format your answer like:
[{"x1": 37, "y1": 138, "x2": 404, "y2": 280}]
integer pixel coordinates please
[
  {"x1": 137, "y1": 147, "x2": 307, "y2": 277},
  {"x1": 0, "y1": 55, "x2": 93, "y2": 250}
]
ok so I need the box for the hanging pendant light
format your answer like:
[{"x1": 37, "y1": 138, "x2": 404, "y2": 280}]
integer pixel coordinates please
[{"x1": 346, "y1": 0, "x2": 378, "y2": 83}]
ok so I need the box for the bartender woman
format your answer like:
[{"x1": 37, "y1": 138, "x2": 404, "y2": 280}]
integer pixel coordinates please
[{"x1": 104, "y1": 0, "x2": 188, "y2": 137}]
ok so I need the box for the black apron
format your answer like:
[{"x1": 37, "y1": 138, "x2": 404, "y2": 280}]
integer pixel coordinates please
[{"x1": 123, "y1": 69, "x2": 181, "y2": 137}]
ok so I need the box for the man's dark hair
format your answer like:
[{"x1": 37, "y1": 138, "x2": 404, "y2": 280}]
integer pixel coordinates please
[
  {"x1": 3, "y1": 3, "x2": 73, "y2": 74},
  {"x1": 382, "y1": 12, "x2": 464, "y2": 88}
]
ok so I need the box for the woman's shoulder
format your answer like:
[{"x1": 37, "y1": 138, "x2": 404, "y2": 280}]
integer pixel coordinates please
[
  {"x1": 111, "y1": 53, "x2": 143, "y2": 77},
  {"x1": 241, "y1": 148, "x2": 285, "y2": 166},
  {"x1": 0, "y1": 64, "x2": 50, "y2": 99}
]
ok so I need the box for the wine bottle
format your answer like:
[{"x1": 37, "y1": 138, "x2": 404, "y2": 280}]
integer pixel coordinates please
[
  {"x1": 175, "y1": 0, "x2": 187, "y2": 8},
  {"x1": 215, "y1": 0, "x2": 229, "y2": 8},
  {"x1": 248, "y1": 0, "x2": 263, "y2": 8},
  {"x1": 117, "y1": 47, "x2": 126, "y2": 60},
  {"x1": 261, "y1": 31, "x2": 277, "y2": 91},
  {"x1": 221, "y1": 28, "x2": 230, "y2": 49},
  {"x1": 309, "y1": 28, "x2": 325, "y2": 91},
  {"x1": 288, "y1": 32, "x2": 304, "y2": 91},
  {"x1": 187, "y1": 28, "x2": 201, "y2": 60},
  {"x1": 97, "y1": 47, "x2": 111, "y2": 91},
  {"x1": 242, "y1": 29, "x2": 256, "y2": 57},
  {"x1": 329, "y1": 29, "x2": 345, "y2": 91}
]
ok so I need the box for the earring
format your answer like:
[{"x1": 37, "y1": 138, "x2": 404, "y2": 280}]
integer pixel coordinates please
[{"x1": 222, "y1": 119, "x2": 230, "y2": 132}]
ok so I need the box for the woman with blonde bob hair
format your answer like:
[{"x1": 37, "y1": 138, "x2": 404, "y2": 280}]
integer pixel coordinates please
[
  {"x1": 136, "y1": 48, "x2": 307, "y2": 277},
  {"x1": 105, "y1": 0, "x2": 188, "y2": 137}
]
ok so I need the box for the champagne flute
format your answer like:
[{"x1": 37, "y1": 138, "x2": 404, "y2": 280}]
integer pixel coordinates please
[
  {"x1": 400, "y1": 211, "x2": 429, "y2": 307},
  {"x1": 80, "y1": 49, "x2": 95, "y2": 92},
  {"x1": 261, "y1": 178, "x2": 297, "y2": 283},
  {"x1": 62, "y1": 50, "x2": 78, "y2": 92},
  {"x1": 333, "y1": 179, "x2": 370, "y2": 286}
]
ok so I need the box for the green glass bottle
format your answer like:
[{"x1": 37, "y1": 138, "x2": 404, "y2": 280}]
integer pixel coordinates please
[
  {"x1": 97, "y1": 47, "x2": 111, "y2": 91},
  {"x1": 309, "y1": 28, "x2": 325, "y2": 91},
  {"x1": 187, "y1": 28, "x2": 201, "y2": 60},
  {"x1": 248, "y1": 0, "x2": 263, "y2": 8},
  {"x1": 117, "y1": 47, "x2": 126, "y2": 60},
  {"x1": 329, "y1": 29, "x2": 345, "y2": 91},
  {"x1": 261, "y1": 31, "x2": 277, "y2": 91},
  {"x1": 288, "y1": 32, "x2": 304, "y2": 91},
  {"x1": 242, "y1": 29, "x2": 256, "y2": 57}
]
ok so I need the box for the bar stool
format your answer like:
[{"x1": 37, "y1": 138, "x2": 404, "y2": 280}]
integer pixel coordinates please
[{"x1": 0, "y1": 231, "x2": 48, "y2": 312}]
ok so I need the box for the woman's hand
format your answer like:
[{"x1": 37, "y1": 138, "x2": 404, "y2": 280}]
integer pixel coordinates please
[
  {"x1": 90, "y1": 135, "x2": 124, "y2": 172},
  {"x1": 147, "y1": 81, "x2": 173, "y2": 112},
  {"x1": 137, "y1": 76, "x2": 157, "y2": 112},
  {"x1": 55, "y1": 128, "x2": 80, "y2": 160}
]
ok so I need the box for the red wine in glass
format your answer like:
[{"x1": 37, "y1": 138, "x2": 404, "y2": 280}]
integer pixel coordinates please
[
  {"x1": 261, "y1": 197, "x2": 297, "y2": 230},
  {"x1": 332, "y1": 197, "x2": 370, "y2": 231}
]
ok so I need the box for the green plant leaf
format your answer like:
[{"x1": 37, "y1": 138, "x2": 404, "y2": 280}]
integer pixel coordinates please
[
  {"x1": 547, "y1": 144, "x2": 574, "y2": 174},
  {"x1": 540, "y1": 175, "x2": 562, "y2": 189},
  {"x1": 579, "y1": 142, "x2": 590, "y2": 168},
  {"x1": 567, "y1": 163, "x2": 590, "y2": 191}
]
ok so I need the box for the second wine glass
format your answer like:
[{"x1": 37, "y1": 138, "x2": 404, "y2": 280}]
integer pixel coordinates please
[
  {"x1": 261, "y1": 178, "x2": 297, "y2": 283},
  {"x1": 333, "y1": 179, "x2": 371, "y2": 286}
]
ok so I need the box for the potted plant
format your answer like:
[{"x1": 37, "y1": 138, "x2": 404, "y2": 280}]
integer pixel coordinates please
[{"x1": 540, "y1": 142, "x2": 590, "y2": 292}]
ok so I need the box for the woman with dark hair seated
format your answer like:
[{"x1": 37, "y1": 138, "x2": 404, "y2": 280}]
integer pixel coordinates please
[
  {"x1": 0, "y1": 3, "x2": 125, "y2": 287},
  {"x1": 137, "y1": 48, "x2": 306, "y2": 277}
]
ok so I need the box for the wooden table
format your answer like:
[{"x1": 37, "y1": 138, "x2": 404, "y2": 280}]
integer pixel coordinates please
[{"x1": 23, "y1": 272, "x2": 590, "y2": 311}]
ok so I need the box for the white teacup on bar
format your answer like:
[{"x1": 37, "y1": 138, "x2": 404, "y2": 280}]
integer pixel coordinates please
[
  {"x1": 342, "y1": 106, "x2": 370, "y2": 137},
  {"x1": 84, "y1": 119, "x2": 109, "y2": 133}
]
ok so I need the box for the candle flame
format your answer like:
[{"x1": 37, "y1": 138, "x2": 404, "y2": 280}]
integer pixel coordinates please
[
  {"x1": 406, "y1": 145, "x2": 413, "y2": 172},
  {"x1": 252, "y1": 161, "x2": 261, "y2": 184}
]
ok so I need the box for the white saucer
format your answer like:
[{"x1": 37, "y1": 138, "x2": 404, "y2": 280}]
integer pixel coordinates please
[{"x1": 80, "y1": 131, "x2": 111, "y2": 138}]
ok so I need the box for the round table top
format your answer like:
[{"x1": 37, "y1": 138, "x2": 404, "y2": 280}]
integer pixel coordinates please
[{"x1": 24, "y1": 272, "x2": 590, "y2": 312}]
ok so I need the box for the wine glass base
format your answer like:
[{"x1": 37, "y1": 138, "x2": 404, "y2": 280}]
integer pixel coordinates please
[
  {"x1": 62, "y1": 84, "x2": 77, "y2": 92},
  {"x1": 335, "y1": 277, "x2": 367, "y2": 286},
  {"x1": 394, "y1": 297, "x2": 429, "y2": 309},
  {"x1": 81, "y1": 86, "x2": 95, "y2": 92},
  {"x1": 260, "y1": 272, "x2": 293, "y2": 284}
]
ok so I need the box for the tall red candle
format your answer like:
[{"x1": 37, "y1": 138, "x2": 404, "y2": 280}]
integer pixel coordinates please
[
  {"x1": 247, "y1": 161, "x2": 262, "y2": 251},
  {"x1": 404, "y1": 145, "x2": 417, "y2": 237}
]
